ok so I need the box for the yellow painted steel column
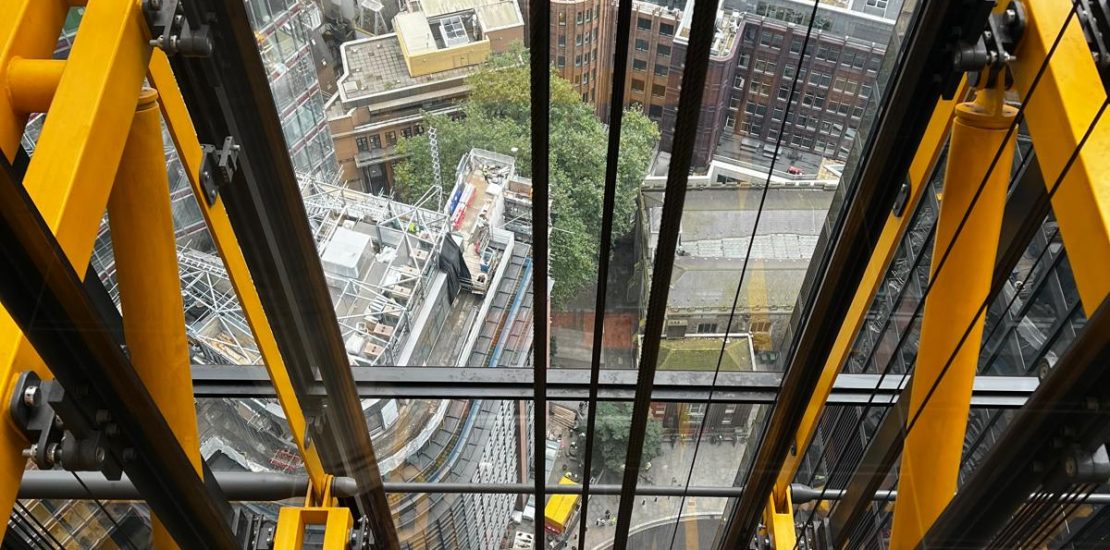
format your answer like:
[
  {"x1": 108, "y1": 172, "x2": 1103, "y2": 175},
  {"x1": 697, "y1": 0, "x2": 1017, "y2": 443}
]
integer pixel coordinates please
[
  {"x1": 889, "y1": 82, "x2": 1015, "y2": 549},
  {"x1": 0, "y1": 0, "x2": 149, "y2": 537},
  {"x1": 107, "y1": 88, "x2": 200, "y2": 550}
]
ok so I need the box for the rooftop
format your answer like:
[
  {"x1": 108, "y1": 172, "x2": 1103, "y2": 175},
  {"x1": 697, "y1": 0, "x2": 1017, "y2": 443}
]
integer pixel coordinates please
[
  {"x1": 337, "y1": 35, "x2": 476, "y2": 104},
  {"x1": 657, "y1": 337, "x2": 754, "y2": 371}
]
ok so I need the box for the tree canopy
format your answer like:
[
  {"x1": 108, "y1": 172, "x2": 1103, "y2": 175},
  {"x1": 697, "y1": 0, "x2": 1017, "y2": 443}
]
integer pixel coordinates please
[
  {"x1": 393, "y1": 47, "x2": 659, "y2": 307},
  {"x1": 593, "y1": 402, "x2": 663, "y2": 475}
]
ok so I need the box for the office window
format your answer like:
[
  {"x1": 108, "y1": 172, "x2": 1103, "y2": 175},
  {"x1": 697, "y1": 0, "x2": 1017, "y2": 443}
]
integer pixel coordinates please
[
  {"x1": 631, "y1": 78, "x2": 645, "y2": 92},
  {"x1": 369, "y1": 134, "x2": 382, "y2": 149},
  {"x1": 355, "y1": 136, "x2": 369, "y2": 153},
  {"x1": 633, "y1": 58, "x2": 647, "y2": 72},
  {"x1": 638, "y1": 17, "x2": 652, "y2": 30},
  {"x1": 575, "y1": 54, "x2": 581, "y2": 66},
  {"x1": 867, "y1": 0, "x2": 888, "y2": 8},
  {"x1": 790, "y1": 38, "x2": 803, "y2": 54},
  {"x1": 636, "y1": 39, "x2": 649, "y2": 51},
  {"x1": 575, "y1": 34, "x2": 582, "y2": 46},
  {"x1": 654, "y1": 64, "x2": 667, "y2": 76},
  {"x1": 649, "y1": 104, "x2": 663, "y2": 118},
  {"x1": 558, "y1": 11, "x2": 566, "y2": 25},
  {"x1": 652, "y1": 84, "x2": 666, "y2": 98},
  {"x1": 558, "y1": 34, "x2": 565, "y2": 47},
  {"x1": 557, "y1": 56, "x2": 565, "y2": 67},
  {"x1": 576, "y1": 11, "x2": 583, "y2": 24},
  {"x1": 777, "y1": 84, "x2": 790, "y2": 100},
  {"x1": 660, "y1": 22, "x2": 674, "y2": 36},
  {"x1": 771, "y1": 34, "x2": 783, "y2": 50},
  {"x1": 385, "y1": 131, "x2": 397, "y2": 145},
  {"x1": 658, "y1": 44, "x2": 671, "y2": 57}
]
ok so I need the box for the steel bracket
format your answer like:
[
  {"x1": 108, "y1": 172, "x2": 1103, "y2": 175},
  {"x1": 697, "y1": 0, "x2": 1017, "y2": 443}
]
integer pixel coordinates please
[
  {"x1": 231, "y1": 507, "x2": 278, "y2": 550},
  {"x1": 143, "y1": 0, "x2": 213, "y2": 57},
  {"x1": 8, "y1": 372, "x2": 122, "y2": 480},
  {"x1": 954, "y1": 1, "x2": 1026, "y2": 90},
  {"x1": 200, "y1": 136, "x2": 240, "y2": 206}
]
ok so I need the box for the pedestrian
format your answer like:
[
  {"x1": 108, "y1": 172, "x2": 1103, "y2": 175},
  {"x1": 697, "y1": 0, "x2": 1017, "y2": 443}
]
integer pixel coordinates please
[
  {"x1": 641, "y1": 498, "x2": 646, "y2": 506},
  {"x1": 654, "y1": 496, "x2": 658, "y2": 502}
]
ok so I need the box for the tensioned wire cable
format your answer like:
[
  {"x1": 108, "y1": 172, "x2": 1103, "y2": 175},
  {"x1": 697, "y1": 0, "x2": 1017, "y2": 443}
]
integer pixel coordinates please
[
  {"x1": 11, "y1": 501, "x2": 63, "y2": 550},
  {"x1": 658, "y1": 1, "x2": 825, "y2": 547},
  {"x1": 791, "y1": 4, "x2": 1083, "y2": 544},
  {"x1": 70, "y1": 471, "x2": 140, "y2": 550}
]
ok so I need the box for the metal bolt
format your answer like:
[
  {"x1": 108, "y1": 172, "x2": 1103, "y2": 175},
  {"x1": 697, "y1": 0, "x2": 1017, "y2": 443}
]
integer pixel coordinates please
[
  {"x1": 22, "y1": 385, "x2": 39, "y2": 407},
  {"x1": 21, "y1": 444, "x2": 37, "y2": 459},
  {"x1": 148, "y1": 0, "x2": 163, "y2": 10},
  {"x1": 94, "y1": 447, "x2": 106, "y2": 466},
  {"x1": 53, "y1": 416, "x2": 63, "y2": 429},
  {"x1": 45, "y1": 443, "x2": 59, "y2": 466}
]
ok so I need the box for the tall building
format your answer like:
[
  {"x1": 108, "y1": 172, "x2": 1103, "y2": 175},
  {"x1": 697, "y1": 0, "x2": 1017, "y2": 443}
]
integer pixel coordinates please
[
  {"x1": 327, "y1": 0, "x2": 525, "y2": 193},
  {"x1": 548, "y1": 0, "x2": 896, "y2": 170},
  {"x1": 245, "y1": 0, "x2": 339, "y2": 179},
  {"x1": 550, "y1": 0, "x2": 616, "y2": 117}
]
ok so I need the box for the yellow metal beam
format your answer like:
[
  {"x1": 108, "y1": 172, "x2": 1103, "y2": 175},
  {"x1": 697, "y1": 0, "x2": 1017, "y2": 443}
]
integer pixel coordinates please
[
  {"x1": 1011, "y1": 0, "x2": 1110, "y2": 312},
  {"x1": 0, "y1": 0, "x2": 150, "y2": 540},
  {"x1": 107, "y1": 87, "x2": 201, "y2": 550},
  {"x1": 768, "y1": 79, "x2": 968, "y2": 506},
  {"x1": 889, "y1": 80, "x2": 1015, "y2": 549},
  {"x1": 0, "y1": 0, "x2": 68, "y2": 159},
  {"x1": 762, "y1": 490, "x2": 796, "y2": 549},
  {"x1": 146, "y1": 49, "x2": 329, "y2": 498}
]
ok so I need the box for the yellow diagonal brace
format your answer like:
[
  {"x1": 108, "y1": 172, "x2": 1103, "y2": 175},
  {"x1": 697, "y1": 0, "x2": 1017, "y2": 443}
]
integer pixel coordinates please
[
  {"x1": 1011, "y1": 0, "x2": 1110, "y2": 312},
  {"x1": 0, "y1": 0, "x2": 150, "y2": 539},
  {"x1": 768, "y1": 79, "x2": 968, "y2": 505},
  {"x1": 147, "y1": 49, "x2": 328, "y2": 499}
]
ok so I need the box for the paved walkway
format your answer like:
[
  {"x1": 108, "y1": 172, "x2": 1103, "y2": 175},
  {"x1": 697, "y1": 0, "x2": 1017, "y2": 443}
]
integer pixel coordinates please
[{"x1": 554, "y1": 437, "x2": 751, "y2": 550}]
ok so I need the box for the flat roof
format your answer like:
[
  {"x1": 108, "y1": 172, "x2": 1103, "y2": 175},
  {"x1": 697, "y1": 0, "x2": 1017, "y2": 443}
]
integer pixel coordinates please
[{"x1": 337, "y1": 35, "x2": 476, "y2": 103}]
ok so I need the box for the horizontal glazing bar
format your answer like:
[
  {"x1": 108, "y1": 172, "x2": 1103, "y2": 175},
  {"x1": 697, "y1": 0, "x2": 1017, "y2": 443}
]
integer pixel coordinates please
[{"x1": 190, "y1": 365, "x2": 1037, "y2": 406}]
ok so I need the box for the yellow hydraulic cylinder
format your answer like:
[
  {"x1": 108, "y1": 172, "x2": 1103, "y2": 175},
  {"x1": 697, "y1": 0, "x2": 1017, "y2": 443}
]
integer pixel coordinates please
[
  {"x1": 107, "y1": 88, "x2": 200, "y2": 550},
  {"x1": 888, "y1": 83, "x2": 1016, "y2": 549}
]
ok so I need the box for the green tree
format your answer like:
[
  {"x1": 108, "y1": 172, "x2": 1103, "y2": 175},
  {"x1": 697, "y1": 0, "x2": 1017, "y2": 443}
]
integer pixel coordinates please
[
  {"x1": 393, "y1": 47, "x2": 660, "y2": 307},
  {"x1": 593, "y1": 402, "x2": 663, "y2": 475}
]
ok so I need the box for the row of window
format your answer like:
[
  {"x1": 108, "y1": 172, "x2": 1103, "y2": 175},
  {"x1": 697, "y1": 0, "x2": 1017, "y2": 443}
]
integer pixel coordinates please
[
  {"x1": 631, "y1": 58, "x2": 668, "y2": 77},
  {"x1": 556, "y1": 6, "x2": 600, "y2": 26},
  {"x1": 630, "y1": 79, "x2": 667, "y2": 98},
  {"x1": 556, "y1": 48, "x2": 599, "y2": 68},
  {"x1": 637, "y1": 17, "x2": 675, "y2": 36},
  {"x1": 741, "y1": 29, "x2": 881, "y2": 73},
  {"x1": 556, "y1": 27, "x2": 600, "y2": 47},
  {"x1": 355, "y1": 123, "x2": 426, "y2": 153},
  {"x1": 634, "y1": 39, "x2": 672, "y2": 58}
]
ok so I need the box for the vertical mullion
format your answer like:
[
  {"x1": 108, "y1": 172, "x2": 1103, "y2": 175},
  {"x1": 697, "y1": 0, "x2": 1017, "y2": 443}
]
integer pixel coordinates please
[
  {"x1": 528, "y1": 0, "x2": 550, "y2": 546},
  {"x1": 576, "y1": 0, "x2": 636, "y2": 542},
  {"x1": 610, "y1": 0, "x2": 721, "y2": 547}
]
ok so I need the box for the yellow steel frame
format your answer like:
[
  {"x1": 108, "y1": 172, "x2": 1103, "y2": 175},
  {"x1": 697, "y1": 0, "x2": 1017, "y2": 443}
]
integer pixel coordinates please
[
  {"x1": 273, "y1": 476, "x2": 354, "y2": 550},
  {"x1": 0, "y1": 0, "x2": 151, "y2": 540},
  {"x1": 0, "y1": 0, "x2": 339, "y2": 544},
  {"x1": 762, "y1": 0, "x2": 1110, "y2": 546}
]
